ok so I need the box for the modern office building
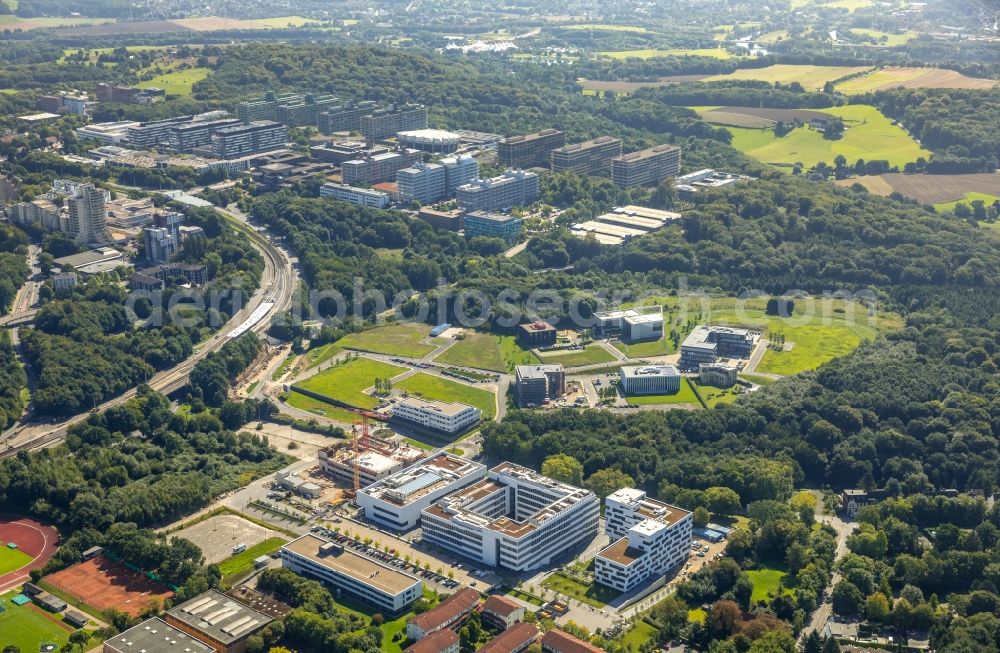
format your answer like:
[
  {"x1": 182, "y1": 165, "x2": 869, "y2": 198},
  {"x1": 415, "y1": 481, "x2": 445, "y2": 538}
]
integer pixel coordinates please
[
  {"x1": 76, "y1": 121, "x2": 141, "y2": 145},
  {"x1": 516, "y1": 320, "x2": 557, "y2": 348},
  {"x1": 481, "y1": 595, "x2": 525, "y2": 631},
  {"x1": 235, "y1": 92, "x2": 301, "y2": 122},
  {"x1": 463, "y1": 211, "x2": 523, "y2": 244},
  {"x1": 280, "y1": 534, "x2": 423, "y2": 615},
  {"x1": 592, "y1": 309, "x2": 664, "y2": 341},
  {"x1": 320, "y1": 182, "x2": 391, "y2": 208},
  {"x1": 343, "y1": 148, "x2": 422, "y2": 184},
  {"x1": 674, "y1": 169, "x2": 754, "y2": 200},
  {"x1": 66, "y1": 183, "x2": 107, "y2": 244},
  {"x1": 356, "y1": 453, "x2": 487, "y2": 530},
  {"x1": 103, "y1": 618, "x2": 215, "y2": 653},
  {"x1": 398, "y1": 162, "x2": 447, "y2": 204},
  {"x1": 317, "y1": 100, "x2": 378, "y2": 134},
  {"x1": 125, "y1": 112, "x2": 233, "y2": 150},
  {"x1": 417, "y1": 207, "x2": 465, "y2": 231},
  {"x1": 165, "y1": 590, "x2": 274, "y2": 653},
  {"x1": 96, "y1": 83, "x2": 164, "y2": 105},
  {"x1": 391, "y1": 397, "x2": 482, "y2": 435},
  {"x1": 595, "y1": 488, "x2": 692, "y2": 593},
  {"x1": 361, "y1": 104, "x2": 428, "y2": 143},
  {"x1": 541, "y1": 629, "x2": 607, "y2": 653},
  {"x1": 211, "y1": 121, "x2": 288, "y2": 159},
  {"x1": 456, "y1": 170, "x2": 538, "y2": 213},
  {"x1": 419, "y1": 462, "x2": 600, "y2": 572},
  {"x1": 514, "y1": 364, "x2": 565, "y2": 407},
  {"x1": 618, "y1": 365, "x2": 681, "y2": 395},
  {"x1": 142, "y1": 262, "x2": 209, "y2": 285},
  {"x1": 699, "y1": 362, "x2": 738, "y2": 388},
  {"x1": 498, "y1": 129, "x2": 565, "y2": 169},
  {"x1": 550, "y1": 136, "x2": 622, "y2": 175},
  {"x1": 405, "y1": 630, "x2": 460, "y2": 653},
  {"x1": 478, "y1": 623, "x2": 539, "y2": 653},
  {"x1": 611, "y1": 144, "x2": 681, "y2": 188},
  {"x1": 398, "y1": 129, "x2": 462, "y2": 154},
  {"x1": 406, "y1": 588, "x2": 480, "y2": 640},
  {"x1": 679, "y1": 325, "x2": 758, "y2": 369}
]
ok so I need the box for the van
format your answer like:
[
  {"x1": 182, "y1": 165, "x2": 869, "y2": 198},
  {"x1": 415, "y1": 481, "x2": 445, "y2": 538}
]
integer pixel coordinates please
[{"x1": 233, "y1": 543, "x2": 247, "y2": 554}]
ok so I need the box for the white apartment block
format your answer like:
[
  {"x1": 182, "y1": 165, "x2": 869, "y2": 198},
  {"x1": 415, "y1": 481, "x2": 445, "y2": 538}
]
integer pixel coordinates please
[
  {"x1": 398, "y1": 162, "x2": 447, "y2": 204},
  {"x1": 357, "y1": 453, "x2": 486, "y2": 530},
  {"x1": 595, "y1": 488, "x2": 692, "y2": 593},
  {"x1": 281, "y1": 534, "x2": 422, "y2": 615},
  {"x1": 420, "y1": 462, "x2": 600, "y2": 572},
  {"x1": 618, "y1": 365, "x2": 681, "y2": 395},
  {"x1": 391, "y1": 397, "x2": 481, "y2": 435},
  {"x1": 456, "y1": 170, "x2": 539, "y2": 213}
]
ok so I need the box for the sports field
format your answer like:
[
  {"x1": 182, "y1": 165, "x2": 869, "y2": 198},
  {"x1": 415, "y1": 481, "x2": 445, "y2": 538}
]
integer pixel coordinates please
[
  {"x1": 718, "y1": 104, "x2": 929, "y2": 170},
  {"x1": 396, "y1": 374, "x2": 495, "y2": 419},
  {"x1": 138, "y1": 67, "x2": 211, "y2": 95},
  {"x1": 705, "y1": 64, "x2": 871, "y2": 91},
  {"x1": 293, "y1": 357, "x2": 405, "y2": 409},
  {"x1": 335, "y1": 323, "x2": 440, "y2": 358},
  {"x1": 434, "y1": 332, "x2": 506, "y2": 372},
  {"x1": 43, "y1": 556, "x2": 174, "y2": 617},
  {"x1": 0, "y1": 546, "x2": 31, "y2": 575},
  {"x1": 600, "y1": 48, "x2": 732, "y2": 60},
  {"x1": 0, "y1": 592, "x2": 73, "y2": 652}
]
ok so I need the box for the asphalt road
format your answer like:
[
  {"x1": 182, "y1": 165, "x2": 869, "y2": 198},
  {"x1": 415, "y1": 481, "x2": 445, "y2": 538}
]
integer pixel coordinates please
[{"x1": 0, "y1": 207, "x2": 297, "y2": 455}]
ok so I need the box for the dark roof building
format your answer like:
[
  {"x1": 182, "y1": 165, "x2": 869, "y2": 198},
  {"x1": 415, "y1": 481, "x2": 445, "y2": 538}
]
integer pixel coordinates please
[
  {"x1": 404, "y1": 629, "x2": 460, "y2": 653},
  {"x1": 541, "y1": 629, "x2": 607, "y2": 653},
  {"x1": 165, "y1": 590, "x2": 273, "y2": 653},
  {"x1": 479, "y1": 622, "x2": 539, "y2": 653},
  {"x1": 406, "y1": 588, "x2": 481, "y2": 640},
  {"x1": 104, "y1": 618, "x2": 215, "y2": 653}
]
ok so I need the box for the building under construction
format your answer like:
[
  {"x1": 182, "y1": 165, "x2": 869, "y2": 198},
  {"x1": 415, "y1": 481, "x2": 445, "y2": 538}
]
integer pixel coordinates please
[{"x1": 318, "y1": 432, "x2": 426, "y2": 490}]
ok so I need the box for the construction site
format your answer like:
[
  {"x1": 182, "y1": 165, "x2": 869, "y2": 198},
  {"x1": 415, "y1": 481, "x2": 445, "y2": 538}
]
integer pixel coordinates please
[{"x1": 318, "y1": 418, "x2": 426, "y2": 496}]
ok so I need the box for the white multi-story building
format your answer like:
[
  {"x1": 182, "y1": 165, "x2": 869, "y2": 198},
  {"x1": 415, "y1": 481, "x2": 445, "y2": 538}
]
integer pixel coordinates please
[
  {"x1": 618, "y1": 365, "x2": 681, "y2": 395},
  {"x1": 320, "y1": 182, "x2": 390, "y2": 208},
  {"x1": 456, "y1": 170, "x2": 539, "y2": 213},
  {"x1": 397, "y1": 162, "x2": 447, "y2": 204},
  {"x1": 593, "y1": 309, "x2": 664, "y2": 341},
  {"x1": 211, "y1": 121, "x2": 288, "y2": 159},
  {"x1": 699, "y1": 362, "x2": 738, "y2": 388},
  {"x1": 66, "y1": 183, "x2": 108, "y2": 244},
  {"x1": 420, "y1": 462, "x2": 600, "y2": 572},
  {"x1": 391, "y1": 397, "x2": 481, "y2": 435},
  {"x1": 280, "y1": 534, "x2": 422, "y2": 615},
  {"x1": 76, "y1": 121, "x2": 141, "y2": 145},
  {"x1": 595, "y1": 488, "x2": 692, "y2": 593},
  {"x1": 441, "y1": 154, "x2": 478, "y2": 195},
  {"x1": 357, "y1": 453, "x2": 486, "y2": 530},
  {"x1": 679, "y1": 325, "x2": 759, "y2": 369}
]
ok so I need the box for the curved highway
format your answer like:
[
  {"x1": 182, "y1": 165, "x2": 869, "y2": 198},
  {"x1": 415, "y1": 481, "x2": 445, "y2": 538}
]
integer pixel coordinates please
[{"x1": 0, "y1": 207, "x2": 297, "y2": 457}]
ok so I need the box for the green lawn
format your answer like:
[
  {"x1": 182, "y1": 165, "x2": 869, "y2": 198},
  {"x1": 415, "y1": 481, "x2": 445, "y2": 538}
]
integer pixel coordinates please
[
  {"x1": 305, "y1": 342, "x2": 344, "y2": 369},
  {"x1": 293, "y1": 357, "x2": 406, "y2": 409},
  {"x1": 599, "y1": 48, "x2": 732, "y2": 60},
  {"x1": 746, "y1": 568, "x2": 795, "y2": 604},
  {"x1": 535, "y1": 344, "x2": 616, "y2": 368},
  {"x1": 542, "y1": 571, "x2": 620, "y2": 608},
  {"x1": 626, "y1": 378, "x2": 703, "y2": 407},
  {"x1": 622, "y1": 619, "x2": 659, "y2": 651},
  {"x1": 242, "y1": 15, "x2": 321, "y2": 28},
  {"x1": 0, "y1": 593, "x2": 73, "y2": 652},
  {"x1": 271, "y1": 354, "x2": 296, "y2": 381},
  {"x1": 507, "y1": 588, "x2": 545, "y2": 606},
  {"x1": 283, "y1": 393, "x2": 364, "y2": 423},
  {"x1": 612, "y1": 335, "x2": 671, "y2": 358},
  {"x1": 934, "y1": 192, "x2": 1000, "y2": 213},
  {"x1": 138, "y1": 67, "x2": 211, "y2": 96},
  {"x1": 499, "y1": 335, "x2": 541, "y2": 371},
  {"x1": 336, "y1": 323, "x2": 440, "y2": 358},
  {"x1": 337, "y1": 588, "x2": 440, "y2": 653},
  {"x1": 718, "y1": 104, "x2": 929, "y2": 170},
  {"x1": 849, "y1": 28, "x2": 915, "y2": 46},
  {"x1": 741, "y1": 374, "x2": 777, "y2": 386},
  {"x1": 434, "y1": 332, "x2": 506, "y2": 371},
  {"x1": 218, "y1": 537, "x2": 287, "y2": 580},
  {"x1": 694, "y1": 381, "x2": 743, "y2": 407},
  {"x1": 820, "y1": 0, "x2": 873, "y2": 11},
  {"x1": 0, "y1": 545, "x2": 32, "y2": 575},
  {"x1": 396, "y1": 373, "x2": 496, "y2": 419}
]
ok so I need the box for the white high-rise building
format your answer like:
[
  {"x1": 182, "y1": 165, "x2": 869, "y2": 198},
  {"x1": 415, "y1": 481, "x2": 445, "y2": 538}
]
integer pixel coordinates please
[
  {"x1": 595, "y1": 488, "x2": 692, "y2": 593},
  {"x1": 66, "y1": 183, "x2": 107, "y2": 244}
]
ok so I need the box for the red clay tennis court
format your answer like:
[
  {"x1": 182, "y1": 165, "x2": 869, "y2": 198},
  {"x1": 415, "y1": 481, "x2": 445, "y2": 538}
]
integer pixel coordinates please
[
  {"x1": 43, "y1": 556, "x2": 174, "y2": 617},
  {"x1": 0, "y1": 515, "x2": 59, "y2": 593}
]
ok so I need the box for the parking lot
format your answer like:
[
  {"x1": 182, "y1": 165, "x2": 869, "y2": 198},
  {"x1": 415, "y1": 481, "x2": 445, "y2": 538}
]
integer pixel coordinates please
[{"x1": 173, "y1": 513, "x2": 287, "y2": 564}]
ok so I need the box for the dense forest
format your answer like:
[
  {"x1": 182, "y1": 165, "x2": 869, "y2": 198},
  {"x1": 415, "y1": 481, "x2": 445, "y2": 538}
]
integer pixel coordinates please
[
  {"x1": 0, "y1": 223, "x2": 28, "y2": 315},
  {"x1": 0, "y1": 331, "x2": 26, "y2": 431},
  {"x1": 864, "y1": 88, "x2": 1000, "y2": 173}
]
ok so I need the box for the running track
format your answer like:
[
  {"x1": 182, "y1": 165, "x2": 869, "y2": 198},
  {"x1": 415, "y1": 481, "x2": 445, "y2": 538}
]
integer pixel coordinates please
[{"x1": 0, "y1": 516, "x2": 59, "y2": 594}]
